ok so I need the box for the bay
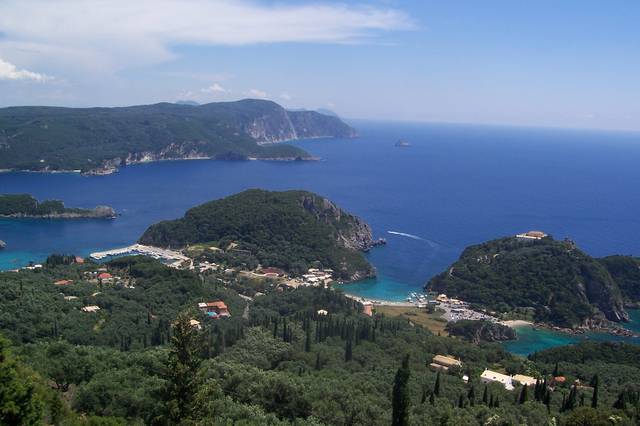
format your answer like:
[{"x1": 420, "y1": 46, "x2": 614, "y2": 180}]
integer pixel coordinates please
[{"x1": 1, "y1": 120, "x2": 640, "y2": 353}]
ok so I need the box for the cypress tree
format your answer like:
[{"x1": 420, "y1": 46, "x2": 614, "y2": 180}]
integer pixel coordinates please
[
  {"x1": 489, "y1": 394, "x2": 494, "y2": 408},
  {"x1": 591, "y1": 375, "x2": 599, "y2": 408},
  {"x1": 165, "y1": 312, "x2": 202, "y2": 423},
  {"x1": 458, "y1": 394, "x2": 465, "y2": 408},
  {"x1": 304, "y1": 326, "x2": 311, "y2": 352},
  {"x1": 315, "y1": 352, "x2": 321, "y2": 370},
  {"x1": 433, "y1": 371, "x2": 441, "y2": 397},
  {"x1": 467, "y1": 385, "x2": 475, "y2": 406},
  {"x1": 553, "y1": 362, "x2": 559, "y2": 377},
  {"x1": 519, "y1": 384, "x2": 528, "y2": 404},
  {"x1": 482, "y1": 385, "x2": 489, "y2": 405},
  {"x1": 429, "y1": 392, "x2": 435, "y2": 405},
  {"x1": 345, "y1": 339, "x2": 353, "y2": 362},
  {"x1": 391, "y1": 355, "x2": 411, "y2": 426}
]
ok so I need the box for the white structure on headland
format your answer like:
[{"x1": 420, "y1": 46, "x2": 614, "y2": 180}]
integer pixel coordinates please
[
  {"x1": 480, "y1": 369, "x2": 514, "y2": 390},
  {"x1": 516, "y1": 230, "x2": 547, "y2": 240}
]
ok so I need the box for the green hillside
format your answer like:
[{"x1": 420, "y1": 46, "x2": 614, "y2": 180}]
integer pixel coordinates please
[
  {"x1": 0, "y1": 99, "x2": 356, "y2": 173},
  {"x1": 427, "y1": 236, "x2": 632, "y2": 328},
  {"x1": 139, "y1": 189, "x2": 376, "y2": 281},
  {"x1": 1, "y1": 257, "x2": 639, "y2": 424}
]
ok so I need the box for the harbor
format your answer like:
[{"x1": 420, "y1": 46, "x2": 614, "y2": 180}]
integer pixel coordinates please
[{"x1": 89, "y1": 244, "x2": 191, "y2": 268}]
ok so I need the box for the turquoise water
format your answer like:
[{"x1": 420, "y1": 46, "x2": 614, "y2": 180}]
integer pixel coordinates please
[
  {"x1": 1, "y1": 120, "x2": 640, "y2": 354},
  {"x1": 502, "y1": 309, "x2": 640, "y2": 356}
]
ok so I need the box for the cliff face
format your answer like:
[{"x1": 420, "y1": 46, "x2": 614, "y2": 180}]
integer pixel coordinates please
[
  {"x1": 299, "y1": 193, "x2": 374, "y2": 251},
  {"x1": 225, "y1": 101, "x2": 357, "y2": 144},
  {"x1": 427, "y1": 236, "x2": 629, "y2": 328}
]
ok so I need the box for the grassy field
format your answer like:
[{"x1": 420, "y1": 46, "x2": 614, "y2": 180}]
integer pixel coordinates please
[{"x1": 375, "y1": 306, "x2": 449, "y2": 336}]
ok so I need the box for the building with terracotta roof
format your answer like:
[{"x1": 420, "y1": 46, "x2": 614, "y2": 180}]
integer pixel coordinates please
[
  {"x1": 54, "y1": 279, "x2": 73, "y2": 286},
  {"x1": 197, "y1": 301, "x2": 230, "y2": 319},
  {"x1": 429, "y1": 355, "x2": 463, "y2": 372},
  {"x1": 516, "y1": 230, "x2": 548, "y2": 240}
]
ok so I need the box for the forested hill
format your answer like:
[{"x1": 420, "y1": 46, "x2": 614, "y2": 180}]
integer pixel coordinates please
[
  {"x1": 0, "y1": 193, "x2": 115, "y2": 219},
  {"x1": 139, "y1": 189, "x2": 377, "y2": 281},
  {"x1": 427, "y1": 236, "x2": 639, "y2": 328},
  {"x1": 0, "y1": 99, "x2": 356, "y2": 174},
  {"x1": 2, "y1": 257, "x2": 639, "y2": 424}
]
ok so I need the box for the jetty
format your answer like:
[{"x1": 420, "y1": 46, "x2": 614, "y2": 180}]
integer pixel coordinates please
[{"x1": 89, "y1": 244, "x2": 190, "y2": 267}]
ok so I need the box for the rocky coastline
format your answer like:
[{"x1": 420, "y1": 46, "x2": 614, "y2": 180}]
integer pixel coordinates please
[{"x1": 0, "y1": 206, "x2": 116, "y2": 220}]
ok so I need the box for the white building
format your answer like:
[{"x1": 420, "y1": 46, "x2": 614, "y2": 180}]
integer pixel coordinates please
[{"x1": 481, "y1": 369, "x2": 514, "y2": 390}]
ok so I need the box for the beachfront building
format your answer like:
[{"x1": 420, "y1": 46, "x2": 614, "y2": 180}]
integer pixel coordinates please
[
  {"x1": 481, "y1": 369, "x2": 514, "y2": 390},
  {"x1": 198, "y1": 301, "x2": 231, "y2": 319},
  {"x1": 512, "y1": 374, "x2": 538, "y2": 387},
  {"x1": 429, "y1": 355, "x2": 463, "y2": 372},
  {"x1": 516, "y1": 230, "x2": 548, "y2": 240},
  {"x1": 362, "y1": 301, "x2": 373, "y2": 317}
]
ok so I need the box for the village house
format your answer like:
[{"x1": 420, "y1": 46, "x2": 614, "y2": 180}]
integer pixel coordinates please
[
  {"x1": 480, "y1": 369, "x2": 514, "y2": 390},
  {"x1": 516, "y1": 230, "x2": 548, "y2": 240},
  {"x1": 81, "y1": 305, "x2": 101, "y2": 313},
  {"x1": 63, "y1": 295, "x2": 78, "y2": 301},
  {"x1": 54, "y1": 279, "x2": 73, "y2": 286},
  {"x1": 429, "y1": 355, "x2": 463, "y2": 372},
  {"x1": 97, "y1": 272, "x2": 114, "y2": 284},
  {"x1": 189, "y1": 319, "x2": 202, "y2": 330},
  {"x1": 197, "y1": 301, "x2": 230, "y2": 319},
  {"x1": 512, "y1": 374, "x2": 538, "y2": 387},
  {"x1": 317, "y1": 309, "x2": 328, "y2": 316},
  {"x1": 362, "y1": 301, "x2": 373, "y2": 317}
]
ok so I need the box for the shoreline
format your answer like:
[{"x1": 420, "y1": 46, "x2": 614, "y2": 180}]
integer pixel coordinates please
[{"x1": 0, "y1": 155, "x2": 321, "y2": 177}]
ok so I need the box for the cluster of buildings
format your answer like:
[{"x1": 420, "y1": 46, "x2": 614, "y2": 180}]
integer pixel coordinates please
[
  {"x1": 300, "y1": 268, "x2": 334, "y2": 287},
  {"x1": 480, "y1": 369, "x2": 538, "y2": 390},
  {"x1": 516, "y1": 230, "x2": 548, "y2": 240}
]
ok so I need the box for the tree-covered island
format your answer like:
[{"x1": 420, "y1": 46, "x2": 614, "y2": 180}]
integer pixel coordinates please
[{"x1": 0, "y1": 194, "x2": 116, "y2": 219}]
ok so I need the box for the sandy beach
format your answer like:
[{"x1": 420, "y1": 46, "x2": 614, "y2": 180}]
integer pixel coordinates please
[{"x1": 501, "y1": 320, "x2": 534, "y2": 328}]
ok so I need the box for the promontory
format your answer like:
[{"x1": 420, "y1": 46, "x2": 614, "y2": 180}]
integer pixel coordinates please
[
  {"x1": 0, "y1": 99, "x2": 357, "y2": 174},
  {"x1": 426, "y1": 233, "x2": 640, "y2": 329},
  {"x1": 0, "y1": 194, "x2": 116, "y2": 219},
  {"x1": 139, "y1": 189, "x2": 377, "y2": 281}
]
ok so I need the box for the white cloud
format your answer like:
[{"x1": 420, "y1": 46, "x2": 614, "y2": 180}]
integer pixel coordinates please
[
  {"x1": 0, "y1": 57, "x2": 51, "y2": 82},
  {"x1": 0, "y1": 0, "x2": 414, "y2": 76},
  {"x1": 246, "y1": 89, "x2": 268, "y2": 99},
  {"x1": 279, "y1": 92, "x2": 293, "y2": 101},
  {"x1": 201, "y1": 83, "x2": 229, "y2": 94}
]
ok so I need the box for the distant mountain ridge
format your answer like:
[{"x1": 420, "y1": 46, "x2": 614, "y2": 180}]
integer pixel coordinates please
[{"x1": 0, "y1": 99, "x2": 356, "y2": 174}]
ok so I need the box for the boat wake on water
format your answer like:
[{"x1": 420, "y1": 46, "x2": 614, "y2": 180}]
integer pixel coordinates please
[
  {"x1": 387, "y1": 231, "x2": 442, "y2": 248},
  {"x1": 387, "y1": 231, "x2": 424, "y2": 240}
]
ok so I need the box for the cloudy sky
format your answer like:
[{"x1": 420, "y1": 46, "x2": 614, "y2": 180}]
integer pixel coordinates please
[{"x1": 1, "y1": 0, "x2": 639, "y2": 131}]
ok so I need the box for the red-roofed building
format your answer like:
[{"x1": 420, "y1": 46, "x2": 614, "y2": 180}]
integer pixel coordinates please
[
  {"x1": 261, "y1": 267, "x2": 285, "y2": 277},
  {"x1": 75, "y1": 256, "x2": 85, "y2": 264},
  {"x1": 197, "y1": 301, "x2": 230, "y2": 319},
  {"x1": 98, "y1": 272, "x2": 112, "y2": 280}
]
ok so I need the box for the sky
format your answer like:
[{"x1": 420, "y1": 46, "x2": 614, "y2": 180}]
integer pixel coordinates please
[{"x1": 1, "y1": 0, "x2": 639, "y2": 131}]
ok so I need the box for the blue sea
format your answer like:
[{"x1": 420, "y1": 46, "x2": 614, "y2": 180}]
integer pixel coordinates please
[{"x1": 1, "y1": 120, "x2": 640, "y2": 354}]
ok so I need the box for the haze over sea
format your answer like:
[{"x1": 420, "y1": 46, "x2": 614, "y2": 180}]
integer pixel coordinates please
[{"x1": 1, "y1": 120, "x2": 640, "y2": 353}]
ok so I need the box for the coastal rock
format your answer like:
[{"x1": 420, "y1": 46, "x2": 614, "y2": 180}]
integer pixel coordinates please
[
  {"x1": 446, "y1": 320, "x2": 517, "y2": 344},
  {"x1": 0, "y1": 240, "x2": 5, "y2": 249}
]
